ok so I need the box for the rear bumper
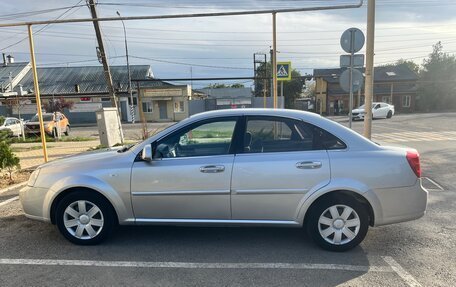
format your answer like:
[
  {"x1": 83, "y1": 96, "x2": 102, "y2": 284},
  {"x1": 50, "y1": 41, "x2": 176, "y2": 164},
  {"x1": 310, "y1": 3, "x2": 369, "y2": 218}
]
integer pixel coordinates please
[{"x1": 365, "y1": 179, "x2": 428, "y2": 226}]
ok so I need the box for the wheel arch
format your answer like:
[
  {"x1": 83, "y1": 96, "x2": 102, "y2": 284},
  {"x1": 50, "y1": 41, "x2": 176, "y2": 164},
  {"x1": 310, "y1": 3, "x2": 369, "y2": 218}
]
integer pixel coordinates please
[
  {"x1": 49, "y1": 186, "x2": 119, "y2": 225},
  {"x1": 300, "y1": 189, "x2": 376, "y2": 227}
]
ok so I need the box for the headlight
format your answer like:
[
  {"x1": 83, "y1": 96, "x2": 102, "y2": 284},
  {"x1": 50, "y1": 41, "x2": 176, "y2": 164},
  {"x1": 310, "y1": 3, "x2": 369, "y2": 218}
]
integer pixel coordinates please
[{"x1": 27, "y1": 168, "x2": 41, "y2": 187}]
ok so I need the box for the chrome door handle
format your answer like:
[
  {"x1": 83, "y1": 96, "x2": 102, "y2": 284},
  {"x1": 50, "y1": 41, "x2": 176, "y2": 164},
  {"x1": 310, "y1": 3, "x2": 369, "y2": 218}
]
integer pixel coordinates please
[
  {"x1": 296, "y1": 161, "x2": 322, "y2": 169},
  {"x1": 200, "y1": 165, "x2": 225, "y2": 173}
]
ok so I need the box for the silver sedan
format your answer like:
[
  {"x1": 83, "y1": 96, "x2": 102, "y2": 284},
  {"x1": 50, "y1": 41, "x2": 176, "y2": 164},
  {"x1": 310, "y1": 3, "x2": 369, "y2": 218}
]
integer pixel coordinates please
[{"x1": 20, "y1": 109, "x2": 427, "y2": 251}]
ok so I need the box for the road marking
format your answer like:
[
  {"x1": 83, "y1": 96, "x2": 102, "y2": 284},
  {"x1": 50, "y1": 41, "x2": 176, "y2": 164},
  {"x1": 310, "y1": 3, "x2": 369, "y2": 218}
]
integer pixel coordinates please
[
  {"x1": 373, "y1": 131, "x2": 456, "y2": 143},
  {"x1": 382, "y1": 256, "x2": 422, "y2": 287},
  {"x1": 422, "y1": 177, "x2": 445, "y2": 191},
  {"x1": 0, "y1": 181, "x2": 27, "y2": 195},
  {"x1": 0, "y1": 258, "x2": 392, "y2": 272},
  {"x1": 0, "y1": 196, "x2": 18, "y2": 207}
]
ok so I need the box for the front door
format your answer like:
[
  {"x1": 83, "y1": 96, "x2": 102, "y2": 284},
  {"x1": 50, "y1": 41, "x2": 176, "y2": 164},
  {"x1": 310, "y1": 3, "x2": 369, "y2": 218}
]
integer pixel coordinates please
[
  {"x1": 158, "y1": 101, "x2": 168, "y2": 120},
  {"x1": 131, "y1": 117, "x2": 240, "y2": 220},
  {"x1": 231, "y1": 116, "x2": 331, "y2": 221}
]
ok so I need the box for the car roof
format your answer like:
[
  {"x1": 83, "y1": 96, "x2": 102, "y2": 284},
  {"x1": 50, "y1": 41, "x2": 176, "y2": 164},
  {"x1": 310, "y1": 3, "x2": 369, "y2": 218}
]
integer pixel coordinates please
[{"x1": 189, "y1": 108, "x2": 324, "y2": 121}]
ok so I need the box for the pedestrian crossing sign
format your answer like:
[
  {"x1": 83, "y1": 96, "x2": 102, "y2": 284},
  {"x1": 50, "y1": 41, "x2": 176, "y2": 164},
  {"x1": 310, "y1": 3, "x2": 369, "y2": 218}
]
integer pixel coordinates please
[{"x1": 277, "y1": 62, "x2": 292, "y2": 81}]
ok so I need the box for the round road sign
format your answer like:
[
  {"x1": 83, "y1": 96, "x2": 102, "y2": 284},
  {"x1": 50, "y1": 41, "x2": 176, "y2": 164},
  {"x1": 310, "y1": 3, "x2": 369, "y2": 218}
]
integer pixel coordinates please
[
  {"x1": 339, "y1": 69, "x2": 364, "y2": 93},
  {"x1": 340, "y1": 28, "x2": 365, "y2": 54}
]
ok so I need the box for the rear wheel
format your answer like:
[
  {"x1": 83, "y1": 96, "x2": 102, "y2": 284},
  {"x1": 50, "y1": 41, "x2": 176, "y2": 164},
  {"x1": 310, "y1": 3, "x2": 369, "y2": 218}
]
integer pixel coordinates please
[
  {"x1": 306, "y1": 194, "x2": 369, "y2": 252},
  {"x1": 387, "y1": 110, "x2": 393, "y2": 119},
  {"x1": 55, "y1": 191, "x2": 115, "y2": 245}
]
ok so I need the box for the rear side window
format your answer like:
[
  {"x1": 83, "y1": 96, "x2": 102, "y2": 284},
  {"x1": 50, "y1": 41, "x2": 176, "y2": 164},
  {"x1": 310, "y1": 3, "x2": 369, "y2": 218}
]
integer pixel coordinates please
[{"x1": 243, "y1": 116, "x2": 346, "y2": 153}]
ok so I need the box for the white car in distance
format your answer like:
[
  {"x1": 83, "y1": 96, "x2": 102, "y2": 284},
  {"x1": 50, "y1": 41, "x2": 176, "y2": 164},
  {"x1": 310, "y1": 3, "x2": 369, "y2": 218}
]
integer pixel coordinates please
[
  {"x1": 0, "y1": 117, "x2": 23, "y2": 136},
  {"x1": 352, "y1": 102, "x2": 395, "y2": 120}
]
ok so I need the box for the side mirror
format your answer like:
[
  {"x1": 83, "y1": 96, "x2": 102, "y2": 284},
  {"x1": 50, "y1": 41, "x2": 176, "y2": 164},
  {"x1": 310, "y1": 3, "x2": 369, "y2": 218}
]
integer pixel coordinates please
[{"x1": 141, "y1": 145, "x2": 153, "y2": 162}]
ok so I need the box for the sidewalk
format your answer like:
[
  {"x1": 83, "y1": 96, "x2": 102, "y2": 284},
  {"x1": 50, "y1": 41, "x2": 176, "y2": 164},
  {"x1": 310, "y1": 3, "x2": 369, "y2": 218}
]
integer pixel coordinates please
[{"x1": 12, "y1": 140, "x2": 100, "y2": 170}]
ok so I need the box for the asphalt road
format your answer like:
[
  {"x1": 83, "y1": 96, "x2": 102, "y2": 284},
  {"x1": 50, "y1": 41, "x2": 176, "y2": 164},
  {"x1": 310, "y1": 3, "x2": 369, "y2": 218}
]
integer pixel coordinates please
[{"x1": 0, "y1": 112, "x2": 455, "y2": 286}]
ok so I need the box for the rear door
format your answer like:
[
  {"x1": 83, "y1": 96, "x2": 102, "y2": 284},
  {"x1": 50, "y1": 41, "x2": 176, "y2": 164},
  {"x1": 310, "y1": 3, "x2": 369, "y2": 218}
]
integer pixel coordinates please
[{"x1": 231, "y1": 116, "x2": 331, "y2": 221}]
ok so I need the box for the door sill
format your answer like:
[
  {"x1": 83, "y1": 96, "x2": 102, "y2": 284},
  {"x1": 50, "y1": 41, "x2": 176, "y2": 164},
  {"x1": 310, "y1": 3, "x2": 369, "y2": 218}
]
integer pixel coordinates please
[{"x1": 135, "y1": 218, "x2": 301, "y2": 227}]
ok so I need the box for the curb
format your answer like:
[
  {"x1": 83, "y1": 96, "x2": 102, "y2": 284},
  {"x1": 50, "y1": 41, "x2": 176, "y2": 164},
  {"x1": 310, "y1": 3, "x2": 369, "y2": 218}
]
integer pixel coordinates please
[{"x1": 0, "y1": 181, "x2": 27, "y2": 195}]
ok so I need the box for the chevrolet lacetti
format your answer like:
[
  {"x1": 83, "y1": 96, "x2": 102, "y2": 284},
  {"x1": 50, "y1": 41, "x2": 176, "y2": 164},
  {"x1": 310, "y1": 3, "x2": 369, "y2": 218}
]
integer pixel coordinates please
[{"x1": 20, "y1": 109, "x2": 427, "y2": 251}]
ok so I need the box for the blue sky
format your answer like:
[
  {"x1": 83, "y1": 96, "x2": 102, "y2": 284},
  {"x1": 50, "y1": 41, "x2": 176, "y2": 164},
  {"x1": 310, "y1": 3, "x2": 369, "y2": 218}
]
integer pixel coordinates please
[{"x1": 0, "y1": 0, "x2": 455, "y2": 88}]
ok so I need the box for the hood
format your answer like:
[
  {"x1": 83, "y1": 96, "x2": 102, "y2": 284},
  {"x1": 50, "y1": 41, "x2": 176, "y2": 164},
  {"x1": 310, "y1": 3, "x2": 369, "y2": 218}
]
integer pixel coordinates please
[
  {"x1": 39, "y1": 147, "x2": 124, "y2": 171},
  {"x1": 26, "y1": 121, "x2": 51, "y2": 125},
  {"x1": 352, "y1": 108, "x2": 365, "y2": 113}
]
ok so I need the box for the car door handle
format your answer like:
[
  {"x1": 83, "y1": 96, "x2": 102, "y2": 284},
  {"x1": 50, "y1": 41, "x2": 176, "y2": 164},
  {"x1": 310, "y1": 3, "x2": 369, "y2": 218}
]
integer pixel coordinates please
[
  {"x1": 296, "y1": 161, "x2": 322, "y2": 169},
  {"x1": 200, "y1": 165, "x2": 225, "y2": 173}
]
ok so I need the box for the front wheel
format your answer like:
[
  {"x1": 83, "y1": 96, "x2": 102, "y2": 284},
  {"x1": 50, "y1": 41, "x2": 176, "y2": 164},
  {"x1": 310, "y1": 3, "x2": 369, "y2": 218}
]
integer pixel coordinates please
[
  {"x1": 64, "y1": 125, "x2": 70, "y2": 136},
  {"x1": 55, "y1": 191, "x2": 115, "y2": 245},
  {"x1": 306, "y1": 194, "x2": 369, "y2": 252}
]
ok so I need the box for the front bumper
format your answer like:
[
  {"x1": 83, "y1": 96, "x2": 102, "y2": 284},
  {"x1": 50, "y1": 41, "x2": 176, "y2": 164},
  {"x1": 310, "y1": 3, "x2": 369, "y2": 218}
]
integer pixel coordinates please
[
  {"x1": 365, "y1": 179, "x2": 428, "y2": 227},
  {"x1": 19, "y1": 185, "x2": 51, "y2": 223}
]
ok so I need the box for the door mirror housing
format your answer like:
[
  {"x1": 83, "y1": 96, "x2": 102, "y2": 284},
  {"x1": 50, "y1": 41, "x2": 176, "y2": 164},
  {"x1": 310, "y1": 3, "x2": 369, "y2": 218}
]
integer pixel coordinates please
[{"x1": 141, "y1": 145, "x2": 153, "y2": 162}]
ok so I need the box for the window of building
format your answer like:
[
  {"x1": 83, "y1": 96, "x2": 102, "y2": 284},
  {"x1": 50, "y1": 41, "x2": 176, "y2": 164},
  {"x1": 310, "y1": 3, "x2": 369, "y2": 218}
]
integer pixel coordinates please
[
  {"x1": 156, "y1": 118, "x2": 237, "y2": 158},
  {"x1": 174, "y1": 101, "x2": 185, "y2": 113},
  {"x1": 142, "y1": 102, "x2": 153, "y2": 113},
  {"x1": 101, "y1": 97, "x2": 111, "y2": 102},
  {"x1": 402, "y1": 95, "x2": 411, "y2": 108},
  {"x1": 128, "y1": 97, "x2": 138, "y2": 106}
]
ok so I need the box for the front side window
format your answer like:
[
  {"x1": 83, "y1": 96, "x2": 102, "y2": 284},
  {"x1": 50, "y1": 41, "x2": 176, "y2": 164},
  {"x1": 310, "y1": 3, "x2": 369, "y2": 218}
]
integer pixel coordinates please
[
  {"x1": 243, "y1": 116, "x2": 346, "y2": 153},
  {"x1": 156, "y1": 118, "x2": 237, "y2": 158}
]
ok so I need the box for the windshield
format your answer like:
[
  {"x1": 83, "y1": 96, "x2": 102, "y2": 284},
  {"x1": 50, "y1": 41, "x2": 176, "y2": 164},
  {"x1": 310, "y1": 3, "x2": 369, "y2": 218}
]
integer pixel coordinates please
[{"x1": 30, "y1": 114, "x2": 53, "y2": 122}]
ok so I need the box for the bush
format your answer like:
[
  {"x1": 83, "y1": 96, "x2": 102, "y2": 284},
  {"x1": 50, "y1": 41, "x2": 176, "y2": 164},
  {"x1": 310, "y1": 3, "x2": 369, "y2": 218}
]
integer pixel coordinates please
[
  {"x1": 0, "y1": 129, "x2": 12, "y2": 141},
  {"x1": 0, "y1": 141, "x2": 20, "y2": 181}
]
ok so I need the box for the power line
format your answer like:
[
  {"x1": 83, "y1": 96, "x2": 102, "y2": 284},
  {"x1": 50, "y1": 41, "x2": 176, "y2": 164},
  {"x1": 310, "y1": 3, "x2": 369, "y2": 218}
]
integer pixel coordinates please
[{"x1": 0, "y1": 0, "x2": 84, "y2": 51}]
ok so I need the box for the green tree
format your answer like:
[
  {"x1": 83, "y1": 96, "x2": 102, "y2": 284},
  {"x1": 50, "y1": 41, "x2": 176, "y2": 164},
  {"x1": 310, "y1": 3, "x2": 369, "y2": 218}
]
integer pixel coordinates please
[
  {"x1": 418, "y1": 42, "x2": 456, "y2": 111},
  {"x1": 0, "y1": 141, "x2": 20, "y2": 181},
  {"x1": 43, "y1": 97, "x2": 74, "y2": 113},
  {"x1": 254, "y1": 63, "x2": 306, "y2": 108},
  {"x1": 204, "y1": 83, "x2": 228, "y2": 89},
  {"x1": 396, "y1": 59, "x2": 420, "y2": 74},
  {"x1": 230, "y1": 83, "x2": 245, "y2": 88},
  {"x1": 282, "y1": 69, "x2": 306, "y2": 108}
]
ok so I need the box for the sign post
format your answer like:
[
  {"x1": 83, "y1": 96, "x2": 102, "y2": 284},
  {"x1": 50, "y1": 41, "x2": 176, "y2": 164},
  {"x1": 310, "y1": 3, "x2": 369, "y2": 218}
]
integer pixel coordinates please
[
  {"x1": 277, "y1": 61, "x2": 291, "y2": 109},
  {"x1": 340, "y1": 28, "x2": 365, "y2": 128}
]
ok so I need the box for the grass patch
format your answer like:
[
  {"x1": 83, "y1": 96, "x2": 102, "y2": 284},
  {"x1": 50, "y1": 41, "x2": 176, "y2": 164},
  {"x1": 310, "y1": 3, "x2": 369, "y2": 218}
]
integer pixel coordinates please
[
  {"x1": 8, "y1": 136, "x2": 93, "y2": 144},
  {"x1": 12, "y1": 146, "x2": 54, "y2": 152}
]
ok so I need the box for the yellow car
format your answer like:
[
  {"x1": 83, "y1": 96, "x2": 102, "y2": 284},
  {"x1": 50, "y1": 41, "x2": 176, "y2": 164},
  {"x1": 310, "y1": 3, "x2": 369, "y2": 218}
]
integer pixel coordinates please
[{"x1": 25, "y1": 112, "x2": 70, "y2": 137}]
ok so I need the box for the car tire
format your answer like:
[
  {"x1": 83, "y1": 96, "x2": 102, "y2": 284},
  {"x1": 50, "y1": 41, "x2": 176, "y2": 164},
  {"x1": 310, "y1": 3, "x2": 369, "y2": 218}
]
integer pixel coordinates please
[
  {"x1": 306, "y1": 194, "x2": 369, "y2": 252},
  {"x1": 64, "y1": 125, "x2": 70, "y2": 136},
  {"x1": 387, "y1": 110, "x2": 393, "y2": 119},
  {"x1": 55, "y1": 191, "x2": 115, "y2": 245}
]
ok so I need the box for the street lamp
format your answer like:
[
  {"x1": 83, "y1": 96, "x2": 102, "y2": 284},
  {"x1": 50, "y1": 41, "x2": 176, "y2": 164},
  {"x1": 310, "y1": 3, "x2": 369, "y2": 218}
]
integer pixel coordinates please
[{"x1": 116, "y1": 11, "x2": 135, "y2": 123}]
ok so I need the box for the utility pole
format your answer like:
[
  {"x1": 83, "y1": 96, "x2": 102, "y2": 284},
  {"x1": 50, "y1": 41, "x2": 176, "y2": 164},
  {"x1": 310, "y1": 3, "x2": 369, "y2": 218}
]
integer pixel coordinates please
[
  {"x1": 87, "y1": 0, "x2": 124, "y2": 143},
  {"x1": 272, "y1": 12, "x2": 278, "y2": 109},
  {"x1": 117, "y1": 11, "x2": 135, "y2": 124},
  {"x1": 87, "y1": 0, "x2": 117, "y2": 108},
  {"x1": 363, "y1": 0, "x2": 375, "y2": 139}
]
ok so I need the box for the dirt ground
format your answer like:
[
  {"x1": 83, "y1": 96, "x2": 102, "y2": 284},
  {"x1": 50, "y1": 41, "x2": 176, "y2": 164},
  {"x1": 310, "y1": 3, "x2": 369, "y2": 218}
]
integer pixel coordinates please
[{"x1": 0, "y1": 170, "x2": 31, "y2": 189}]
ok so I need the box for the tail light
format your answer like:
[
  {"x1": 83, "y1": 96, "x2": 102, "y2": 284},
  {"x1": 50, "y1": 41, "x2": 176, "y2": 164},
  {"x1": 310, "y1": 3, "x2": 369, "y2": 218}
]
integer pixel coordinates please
[{"x1": 406, "y1": 149, "x2": 421, "y2": 177}]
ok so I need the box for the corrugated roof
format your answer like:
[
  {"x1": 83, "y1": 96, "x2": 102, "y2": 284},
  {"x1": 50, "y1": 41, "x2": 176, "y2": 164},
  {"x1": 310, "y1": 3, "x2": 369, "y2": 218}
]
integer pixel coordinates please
[
  {"x1": 18, "y1": 65, "x2": 153, "y2": 95},
  {"x1": 0, "y1": 62, "x2": 30, "y2": 90}
]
